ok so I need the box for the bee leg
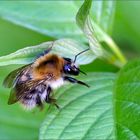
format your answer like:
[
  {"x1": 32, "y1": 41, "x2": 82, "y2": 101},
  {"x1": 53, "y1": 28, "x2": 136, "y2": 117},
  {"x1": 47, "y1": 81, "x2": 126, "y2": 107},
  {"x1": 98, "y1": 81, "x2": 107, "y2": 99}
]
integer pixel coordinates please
[
  {"x1": 36, "y1": 95, "x2": 43, "y2": 110},
  {"x1": 64, "y1": 76, "x2": 90, "y2": 88},
  {"x1": 45, "y1": 86, "x2": 60, "y2": 109},
  {"x1": 47, "y1": 98, "x2": 60, "y2": 109},
  {"x1": 49, "y1": 98, "x2": 60, "y2": 109}
]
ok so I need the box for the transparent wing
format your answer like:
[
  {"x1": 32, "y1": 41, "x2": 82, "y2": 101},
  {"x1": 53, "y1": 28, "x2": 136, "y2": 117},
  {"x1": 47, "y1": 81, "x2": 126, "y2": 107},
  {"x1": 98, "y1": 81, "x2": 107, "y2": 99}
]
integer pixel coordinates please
[
  {"x1": 8, "y1": 88, "x2": 18, "y2": 105},
  {"x1": 3, "y1": 64, "x2": 31, "y2": 88},
  {"x1": 8, "y1": 80, "x2": 46, "y2": 105}
]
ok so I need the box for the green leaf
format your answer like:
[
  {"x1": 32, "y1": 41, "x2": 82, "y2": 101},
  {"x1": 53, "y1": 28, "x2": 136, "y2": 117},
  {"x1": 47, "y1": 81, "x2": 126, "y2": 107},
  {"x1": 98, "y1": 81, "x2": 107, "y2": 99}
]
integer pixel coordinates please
[
  {"x1": 113, "y1": 1, "x2": 140, "y2": 54},
  {"x1": 76, "y1": 0, "x2": 126, "y2": 68},
  {"x1": 0, "y1": 39, "x2": 95, "y2": 66},
  {"x1": 40, "y1": 73, "x2": 116, "y2": 139},
  {"x1": 76, "y1": 0, "x2": 115, "y2": 34},
  {"x1": 0, "y1": 1, "x2": 84, "y2": 41},
  {"x1": 76, "y1": 0, "x2": 92, "y2": 30},
  {"x1": 91, "y1": 1, "x2": 116, "y2": 34},
  {"x1": 76, "y1": 0, "x2": 103, "y2": 57},
  {"x1": 76, "y1": 0, "x2": 116, "y2": 42},
  {"x1": 115, "y1": 59, "x2": 140, "y2": 139},
  {"x1": 0, "y1": 1, "x2": 115, "y2": 41},
  {"x1": 0, "y1": 0, "x2": 126, "y2": 67}
]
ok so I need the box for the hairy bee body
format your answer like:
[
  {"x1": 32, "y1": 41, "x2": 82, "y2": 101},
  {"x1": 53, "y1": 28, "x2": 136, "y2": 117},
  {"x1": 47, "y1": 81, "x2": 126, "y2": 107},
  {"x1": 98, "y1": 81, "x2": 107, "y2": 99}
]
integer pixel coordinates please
[{"x1": 3, "y1": 47, "x2": 89, "y2": 110}]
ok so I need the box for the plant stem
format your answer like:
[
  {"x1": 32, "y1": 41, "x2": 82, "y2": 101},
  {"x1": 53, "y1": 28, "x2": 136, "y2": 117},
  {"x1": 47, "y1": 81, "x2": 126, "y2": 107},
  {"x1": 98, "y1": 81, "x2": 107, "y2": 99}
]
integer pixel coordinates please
[
  {"x1": 90, "y1": 19, "x2": 127, "y2": 68},
  {"x1": 104, "y1": 35, "x2": 127, "y2": 66}
]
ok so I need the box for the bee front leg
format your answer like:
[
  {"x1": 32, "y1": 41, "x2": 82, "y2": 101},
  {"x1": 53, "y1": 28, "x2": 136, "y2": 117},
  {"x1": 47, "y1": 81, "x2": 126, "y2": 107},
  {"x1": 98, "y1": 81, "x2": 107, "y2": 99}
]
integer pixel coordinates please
[
  {"x1": 45, "y1": 86, "x2": 51, "y2": 103},
  {"x1": 45, "y1": 86, "x2": 59, "y2": 109},
  {"x1": 36, "y1": 94, "x2": 43, "y2": 110},
  {"x1": 63, "y1": 76, "x2": 89, "y2": 88}
]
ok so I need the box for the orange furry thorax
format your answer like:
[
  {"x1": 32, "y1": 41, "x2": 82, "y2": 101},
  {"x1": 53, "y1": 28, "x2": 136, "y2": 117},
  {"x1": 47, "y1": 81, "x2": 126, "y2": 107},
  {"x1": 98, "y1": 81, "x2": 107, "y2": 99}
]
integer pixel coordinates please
[{"x1": 32, "y1": 54, "x2": 64, "y2": 80}]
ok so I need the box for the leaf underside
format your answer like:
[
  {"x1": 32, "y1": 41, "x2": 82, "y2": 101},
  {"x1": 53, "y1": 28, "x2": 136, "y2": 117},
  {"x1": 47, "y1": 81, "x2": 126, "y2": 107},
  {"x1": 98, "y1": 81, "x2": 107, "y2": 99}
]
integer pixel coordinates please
[{"x1": 0, "y1": 39, "x2": 96, "y2": 66}]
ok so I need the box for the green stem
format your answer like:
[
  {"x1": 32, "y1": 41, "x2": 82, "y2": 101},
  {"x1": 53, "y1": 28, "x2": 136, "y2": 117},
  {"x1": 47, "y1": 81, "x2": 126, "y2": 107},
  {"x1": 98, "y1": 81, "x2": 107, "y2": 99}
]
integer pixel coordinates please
[
  {"x1": 89, "y1": 18, "x2": 127, "y2": 68},
  {"x1": 104, "y1": 35, "x2": 127, "y2": 66}
]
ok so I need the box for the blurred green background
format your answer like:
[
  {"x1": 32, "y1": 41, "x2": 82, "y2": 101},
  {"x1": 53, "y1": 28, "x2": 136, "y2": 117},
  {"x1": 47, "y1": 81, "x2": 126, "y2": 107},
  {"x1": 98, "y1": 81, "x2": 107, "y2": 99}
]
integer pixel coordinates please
[{"x1": 0, "y1": 1, "x2": 140, "y2": 139}]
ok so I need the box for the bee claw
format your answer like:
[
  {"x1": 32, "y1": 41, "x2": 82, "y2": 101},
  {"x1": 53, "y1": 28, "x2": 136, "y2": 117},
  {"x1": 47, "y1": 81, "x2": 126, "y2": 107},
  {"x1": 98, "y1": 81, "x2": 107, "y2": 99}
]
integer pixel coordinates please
[
  {"x1": 54, "y1": 103, "x2": 60, "y2": 109},
  {"x1": 48, "y1": 98, "x2": 60, "y2": 109},
  {"x1": 50, "y1": 98, "x2": 56, "y2": 102}
]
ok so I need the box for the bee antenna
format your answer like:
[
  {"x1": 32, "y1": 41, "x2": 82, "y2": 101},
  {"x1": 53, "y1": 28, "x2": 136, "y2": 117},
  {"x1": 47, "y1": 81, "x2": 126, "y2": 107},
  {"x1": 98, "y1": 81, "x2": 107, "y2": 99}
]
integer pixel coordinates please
[
  {"x1": 79, "y1": 69, "x2": 87, "y2": 75},
  {"x1": 74, "y1": 66, "x2": 87, "y2": 75},
  {"x1": 74, "y1": 48, "x2": 90, "y2": 63},
  {"x1": 79, "y1": 68, "x2": 87, "y2": 75}
]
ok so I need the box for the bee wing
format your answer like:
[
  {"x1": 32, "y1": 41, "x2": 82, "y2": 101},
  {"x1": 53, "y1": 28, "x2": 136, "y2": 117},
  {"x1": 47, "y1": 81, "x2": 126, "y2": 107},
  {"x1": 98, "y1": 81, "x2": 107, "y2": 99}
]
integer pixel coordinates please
[
  {"x1": 8, "y1": 88, "x2": 18, "y2": 104},
  {"x1": 3, "y1": 64, "x2": 31, "y2": 88},
  {"x1": 8, "y1": 80, "x2": 46, "y2": 105}
]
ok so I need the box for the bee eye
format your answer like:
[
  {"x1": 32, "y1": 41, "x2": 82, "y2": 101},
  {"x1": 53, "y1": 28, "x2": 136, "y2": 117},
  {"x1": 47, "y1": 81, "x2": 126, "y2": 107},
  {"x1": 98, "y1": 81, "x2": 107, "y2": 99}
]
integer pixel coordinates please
[
  {"x1": 63, "y1": 64, "x2": 79, "y2": 75},
  {"x1": 64, "y1": 65, "x2": 71, "y2": 71}
]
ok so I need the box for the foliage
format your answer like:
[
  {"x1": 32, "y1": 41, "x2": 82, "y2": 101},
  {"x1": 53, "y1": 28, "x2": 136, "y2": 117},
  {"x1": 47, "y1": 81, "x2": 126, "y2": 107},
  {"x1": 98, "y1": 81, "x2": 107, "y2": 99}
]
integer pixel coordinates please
[
  {"x1": 115, "y1": 59, "x2": 140, "y2": 140},
  {"x1": 0, "y1": 1, "x2": 83, "y2": 40},
  {"x1": 40, "y1": 73, "x2": 115, "y2": 139},
  {"x1": 0, "y1": 0, "x2": 139, "y2": 140},
  {"x1": 0, "y1": 39, "x2": 95, "y2": 66}
]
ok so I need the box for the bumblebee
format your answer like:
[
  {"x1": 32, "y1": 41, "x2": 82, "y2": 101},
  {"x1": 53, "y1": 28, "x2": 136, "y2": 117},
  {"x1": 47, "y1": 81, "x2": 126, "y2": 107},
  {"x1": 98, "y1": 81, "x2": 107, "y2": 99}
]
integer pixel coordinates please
[{"x1": 3, "y1": 45, "x2": 89, "y2": 110}]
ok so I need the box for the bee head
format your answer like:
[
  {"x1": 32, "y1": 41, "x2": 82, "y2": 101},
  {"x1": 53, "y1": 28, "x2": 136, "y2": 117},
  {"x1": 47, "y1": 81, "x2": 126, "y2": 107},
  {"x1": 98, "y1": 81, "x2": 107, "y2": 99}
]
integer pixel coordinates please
[
  {"x1": 63, "y1": 48, "x2": 89, "y2": 76},
  {"x1": 63, "y1": 60, "x2": 80, "y2": 75}
]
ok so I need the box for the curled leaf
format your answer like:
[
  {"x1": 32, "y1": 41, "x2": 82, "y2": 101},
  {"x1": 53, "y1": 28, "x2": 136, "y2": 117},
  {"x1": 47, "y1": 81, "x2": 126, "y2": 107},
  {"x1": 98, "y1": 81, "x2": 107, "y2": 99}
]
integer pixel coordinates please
[{"x1": 0, "y1": 39, "x2": 96, "y2": 66}]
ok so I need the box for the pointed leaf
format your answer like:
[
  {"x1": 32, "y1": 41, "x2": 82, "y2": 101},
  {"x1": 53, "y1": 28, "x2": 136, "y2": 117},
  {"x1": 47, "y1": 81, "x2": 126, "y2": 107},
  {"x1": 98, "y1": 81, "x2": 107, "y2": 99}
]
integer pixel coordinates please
[
  {"x1": 0, "y1": 1, "x2": 84, "y2": 40},
  {"x1": 91, "y1": 1, "x2": 116, "y2": 34},
  {"x1": 40, "y1": 73, "x2": 116, "y2": 139},
  {"x1": 0, "y1": 39, "x2": 95, "y2": 66},
  {"x1": 115, "y1": 59, "x2": 140, "y2": 139},
  {"x1": 76, "y1": 0, "x2": 126, "y2": 68}
]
